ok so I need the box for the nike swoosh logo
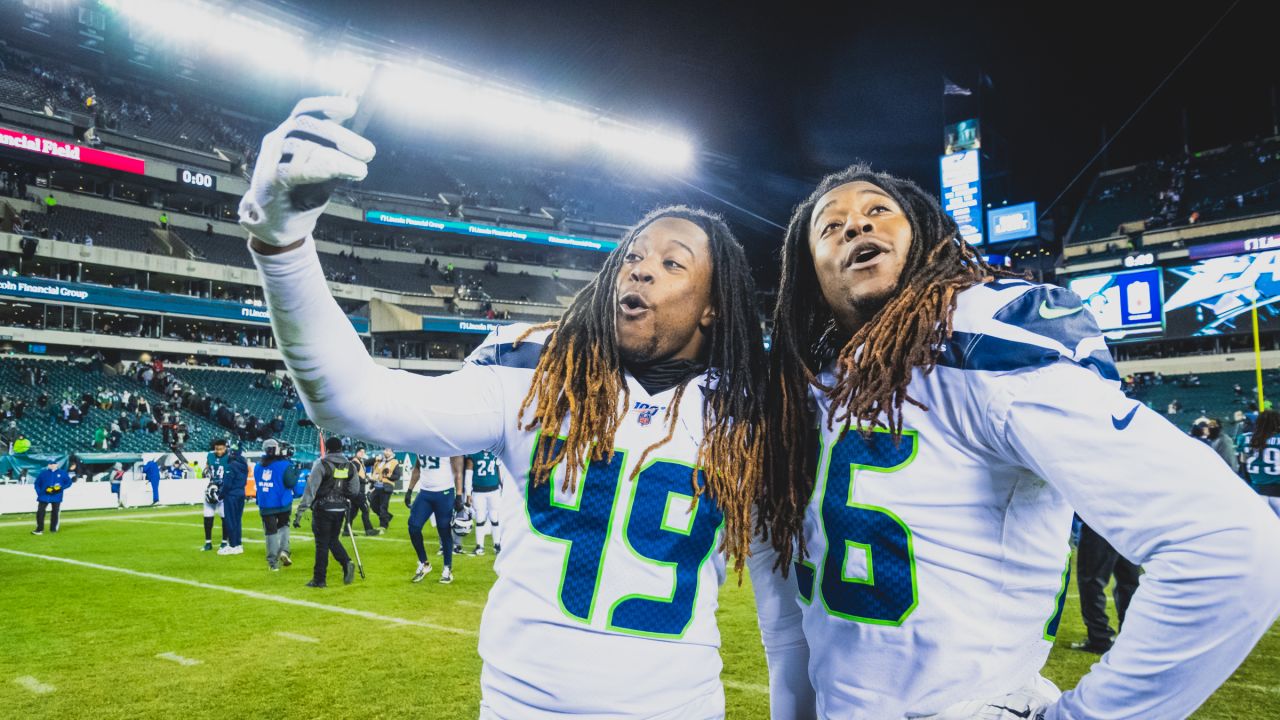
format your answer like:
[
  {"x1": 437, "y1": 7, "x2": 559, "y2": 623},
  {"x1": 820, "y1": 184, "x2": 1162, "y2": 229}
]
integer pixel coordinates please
[
  {"x1": 1038, "y1": 301, "x2": 1084, "y2": 319},
  {"x1": 990, "y1": 706, "x2": 1032, "y2": 719},
  {"x1": 1112, "y1": 404, "x2": 1140, "y2": 430}
]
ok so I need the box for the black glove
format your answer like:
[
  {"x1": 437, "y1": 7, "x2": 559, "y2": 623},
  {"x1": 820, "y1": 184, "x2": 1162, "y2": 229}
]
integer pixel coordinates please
[
  {"x1": 403, "y1": 490, "x2": 413, "y2": 508},
  {"x1": 292, "y1": 510, "x2": 303, "y2": 528},
  {"x1": 453, "y1": 495, "x2": 465, "y2": 513}
]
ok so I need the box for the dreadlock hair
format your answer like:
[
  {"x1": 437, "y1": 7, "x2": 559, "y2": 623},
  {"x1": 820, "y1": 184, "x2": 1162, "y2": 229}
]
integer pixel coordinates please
[
  {"x1": 759, "y1": 164, "x2": 1016, "y2": 570},
  {"x1": 516, "y1": 205, "x2": 768, "y2": 569},
  {"x1": 1250, "y1": 410, "x2": 1280, "y2": 451}
]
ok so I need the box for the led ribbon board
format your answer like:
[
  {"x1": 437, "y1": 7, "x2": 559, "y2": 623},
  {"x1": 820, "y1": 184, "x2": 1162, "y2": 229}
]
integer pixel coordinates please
[
  {"x1": 0, "y1": 276, "x2": 369, "y2": 334},
  {"x1": 366, "y1": 210, "x2": 617, "y2": 252}
]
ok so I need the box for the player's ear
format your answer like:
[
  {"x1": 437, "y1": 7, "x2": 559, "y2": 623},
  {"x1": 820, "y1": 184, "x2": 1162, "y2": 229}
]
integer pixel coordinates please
[{"x1": 699, "y1": 305, "x2": 716, "y2": 330}]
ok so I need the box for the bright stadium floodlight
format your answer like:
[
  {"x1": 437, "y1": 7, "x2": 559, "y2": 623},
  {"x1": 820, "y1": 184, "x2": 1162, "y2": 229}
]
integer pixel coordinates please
[
  {"x1": 309, "y1": 52, "x2": 375, "y2": 96},
  {"x1": 109, "y1": 0, "x2": 212, "y2": 46}
]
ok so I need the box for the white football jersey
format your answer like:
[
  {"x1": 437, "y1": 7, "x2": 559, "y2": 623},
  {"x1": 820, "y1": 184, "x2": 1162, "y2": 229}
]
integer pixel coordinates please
[
  {"x1": 415, "y1": 453, "x2": 455, "y2": 492},
  {"x1": 466, "y1": 324, "x2": 728, "y2": 719},
  {"x1": 249, "y1": 239, "x2": 736, "y2": 720},
  {"x1": 775, "y1": 280, "x2": 1280, "y2": 719}
]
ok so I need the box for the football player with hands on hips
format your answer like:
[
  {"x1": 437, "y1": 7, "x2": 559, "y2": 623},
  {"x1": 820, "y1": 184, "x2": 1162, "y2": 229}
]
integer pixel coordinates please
[
  {"x1": 755, "y1": 165, "x2": 1280, "y2": 719},
  {"x1": 239, "y1": 96, "x2": 812, "y2": 719}
]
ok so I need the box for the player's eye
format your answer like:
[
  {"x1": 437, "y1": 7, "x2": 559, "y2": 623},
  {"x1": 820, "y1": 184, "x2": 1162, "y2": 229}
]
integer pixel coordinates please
[
  {"x1": 868, "y1": 204, "x2": 890, "y2": 215},
  {"x1": 822, "y1": 220, "x2": 842, "y2": 235},
  {"x1": 663, "y1": 259, "x2": 684, "y2": 270},
  {"x1": 624, "y1": 252, "x2": 642, "y2": 263}
]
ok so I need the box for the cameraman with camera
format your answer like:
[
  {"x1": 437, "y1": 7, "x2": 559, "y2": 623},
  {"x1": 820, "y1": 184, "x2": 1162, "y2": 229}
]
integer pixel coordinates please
[
  {"x1": 253, "y1": 439, "x2": 298, "y2": 571},
  {"x1": 295, "y1": 436, "x2": 359, "y2": 588}
]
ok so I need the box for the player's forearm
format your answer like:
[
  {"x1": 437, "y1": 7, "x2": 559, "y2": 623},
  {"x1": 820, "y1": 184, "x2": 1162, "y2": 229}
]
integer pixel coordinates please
[
  {"x1": 997, "y1": 365, "x2": 1280, "y2": 718},
  {"x1": 746, "y1": 533, "x2": 816, "y2": 720},
  {"x1": 1045, "y1": 514, "x2": 1280, "y2": 719},
  {"x1": 251, "y1": 236, "x2": 503, "y2": 455}
]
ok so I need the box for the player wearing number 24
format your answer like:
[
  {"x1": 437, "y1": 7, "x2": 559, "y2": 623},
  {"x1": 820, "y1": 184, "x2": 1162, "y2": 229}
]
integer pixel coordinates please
[
  {"x1": 755, "y1": 165, "x2": 1280, "y2": 719},
  {"x1": 240, "y1": 97, "x2": 808, "y2": 719}
]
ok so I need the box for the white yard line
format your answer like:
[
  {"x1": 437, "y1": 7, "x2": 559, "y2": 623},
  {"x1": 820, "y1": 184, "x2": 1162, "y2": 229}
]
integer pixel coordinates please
[
  {"x1": 1228, "y1": 681, "x2": 1280, "y2": 696},
  {"x1": 0, "y1": 547, "x2": 475, "y2": 636},
  {"x1": 455, "y1": 600, "x2": 486, "y2": 609},
  {"x1": 156, "y1": 652, "x2": 202, "y2": 667},
  {"x1": 13, "y1": 676, "x2": 55, "y2": 694},
  {"x1": 119, "y1": 519, "x2": 266, "y2": 544},
  {"x1": 275, "y1": 631, "x2": 320, "y2": 644},
  {"x1": 723, "y1": 679, "x2": 769, "y2": 695},
  {"x1": 0, "y1": 509, "x2": 200, "y2": 528}
]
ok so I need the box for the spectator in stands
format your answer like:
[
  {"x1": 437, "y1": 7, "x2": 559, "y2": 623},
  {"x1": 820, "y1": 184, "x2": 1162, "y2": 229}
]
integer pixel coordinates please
[
  {"x1": 159, "y1": 212, "x2": 168, "y2": 229},
  {"x1": 32, "y1": 460, "x2": 72, "y2": 535},
  {"x1": 44, "y1": 193, "x2": 56, "y2": 216},
  {"x1": 0, "y1": 420, "x2": 18, "y2": 454}
]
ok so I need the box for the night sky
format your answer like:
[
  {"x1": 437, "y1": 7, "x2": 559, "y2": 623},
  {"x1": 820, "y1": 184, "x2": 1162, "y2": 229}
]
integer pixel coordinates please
[{"x1": 301, "y1": 0, "x2": 1276, "y2": 233}]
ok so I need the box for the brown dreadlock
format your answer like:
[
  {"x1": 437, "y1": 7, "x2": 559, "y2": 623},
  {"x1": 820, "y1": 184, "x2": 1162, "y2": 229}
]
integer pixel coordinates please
[
  {"x1": 516, "y1": 206, "x2": 768, "y2": 569},
  {"x1": 759, "y1": 164, "x2": 1017, "y2": 571}
]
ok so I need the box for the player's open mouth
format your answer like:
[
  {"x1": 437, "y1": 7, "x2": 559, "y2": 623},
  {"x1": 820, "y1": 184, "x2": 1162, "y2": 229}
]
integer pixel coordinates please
[
  {"x1": 845, "y1": 240, "x2": 889, "y2": 270},
  {"x1": 618, "y1": 292, "x2": 652, "y2": 318}
]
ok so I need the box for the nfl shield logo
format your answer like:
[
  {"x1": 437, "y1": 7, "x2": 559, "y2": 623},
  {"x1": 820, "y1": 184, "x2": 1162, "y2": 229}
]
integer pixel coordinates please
[{"x1": 635, "y1": 402, "x2": 661, "y2": 427}]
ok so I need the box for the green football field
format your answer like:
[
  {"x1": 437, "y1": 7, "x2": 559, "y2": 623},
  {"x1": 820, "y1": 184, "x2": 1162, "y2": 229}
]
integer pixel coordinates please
[{"x1": 0, "y1": 504, "x2": 1276, "y2": 718}]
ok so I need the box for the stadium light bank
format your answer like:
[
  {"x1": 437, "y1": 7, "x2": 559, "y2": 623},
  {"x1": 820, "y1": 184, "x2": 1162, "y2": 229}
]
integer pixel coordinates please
[{"x1": 101, "y1": 0, "x2": 696, "y2": 172}]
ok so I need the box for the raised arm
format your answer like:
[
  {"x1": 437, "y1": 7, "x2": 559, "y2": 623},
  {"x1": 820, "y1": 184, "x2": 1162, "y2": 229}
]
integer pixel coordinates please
[{"x1": 240, "y1": 97, "x2": 503, "y2": 457}]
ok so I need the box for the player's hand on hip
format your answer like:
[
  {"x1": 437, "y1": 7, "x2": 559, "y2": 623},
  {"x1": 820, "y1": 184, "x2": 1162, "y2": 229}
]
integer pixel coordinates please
[{"x1": 238, "y1": 96, "x2": 376, "y2": 248}]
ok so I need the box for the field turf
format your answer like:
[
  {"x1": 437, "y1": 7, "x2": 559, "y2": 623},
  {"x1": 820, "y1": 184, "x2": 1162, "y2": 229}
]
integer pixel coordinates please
[{"x1": 1, "y1": 504, "x2": 1276, "y2": 718}]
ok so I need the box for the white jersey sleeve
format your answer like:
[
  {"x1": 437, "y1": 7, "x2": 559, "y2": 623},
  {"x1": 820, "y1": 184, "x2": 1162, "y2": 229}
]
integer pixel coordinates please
[
  {"x1": 747, "y1": 532, "x2": 816, "y2": 720},
  {"x1": 968, "y1": 283, "x2": 1280, "y2": 720},
  {"x1": 251, "y1": 238, "x2": 503, "y2": 457}
]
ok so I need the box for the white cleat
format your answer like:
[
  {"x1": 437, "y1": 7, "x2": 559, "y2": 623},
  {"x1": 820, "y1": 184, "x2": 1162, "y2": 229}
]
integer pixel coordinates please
[{"x1": 412, "y1": 561, "x2": 432, "y2": 583}]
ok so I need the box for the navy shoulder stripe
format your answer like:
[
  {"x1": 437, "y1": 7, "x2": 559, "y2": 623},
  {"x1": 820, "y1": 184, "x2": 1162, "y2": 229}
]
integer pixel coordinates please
[
  {"x1": 992, "y1": 285, "x2": 1101, "y2": 351},
  {"x1": 467, "y1": 341, "x2": 545, "y2": 370},
  {"x1": 935, "y1": 331, "x2": 1119, "y2": 381}
]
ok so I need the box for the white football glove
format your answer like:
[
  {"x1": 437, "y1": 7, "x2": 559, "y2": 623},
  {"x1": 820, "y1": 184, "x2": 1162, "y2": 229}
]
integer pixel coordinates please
[
  {"x1": 927, "y1": 679, "x2": 1058, "y2": 720},
  {"x1": 238, "y1": 96, "x2": 376, "y2": 247}
]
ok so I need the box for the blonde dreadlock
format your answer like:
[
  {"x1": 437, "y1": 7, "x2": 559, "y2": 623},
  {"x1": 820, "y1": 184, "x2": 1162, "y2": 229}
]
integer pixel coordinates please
[
  {"x1": 760, "y1": 164, "x2": 1019, "y2": 571},
  {"x1": 516, "y1": 206, "x2": 768, "y2": 569}
]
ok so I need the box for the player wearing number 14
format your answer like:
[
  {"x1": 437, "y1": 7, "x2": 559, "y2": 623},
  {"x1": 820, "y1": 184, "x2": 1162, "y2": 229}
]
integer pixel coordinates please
[
  {"x1": 239, "y1": 97, "x2": 791, "y2": 720},
  {"x1": 758, "y1": 165, "x2": 1280, "y2": 719}
]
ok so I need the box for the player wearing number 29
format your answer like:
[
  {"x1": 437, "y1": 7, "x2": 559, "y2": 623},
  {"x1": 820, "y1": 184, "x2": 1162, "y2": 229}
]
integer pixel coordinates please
[
  {"x1": 757, "y1": 165, "x2": 1280, "y2": 719},
  {"x1": 239, "y1": 97, "x2": 802, "y2": 719}
]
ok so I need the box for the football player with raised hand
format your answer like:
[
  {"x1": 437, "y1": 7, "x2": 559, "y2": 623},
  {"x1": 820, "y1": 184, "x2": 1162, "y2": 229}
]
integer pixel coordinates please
[
  {"x1": 240, "y1": 96, "x2": 809, "y2": 719},
  {"x1": 756, "y1": 164, "x2": 1280, "y2": 719}
]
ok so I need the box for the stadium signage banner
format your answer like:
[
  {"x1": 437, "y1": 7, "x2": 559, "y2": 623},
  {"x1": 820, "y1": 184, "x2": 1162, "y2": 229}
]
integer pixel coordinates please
[
  {"x1": 0, "y1": 125, "x2": 146, "y2": 175},
  {"x1": 1187, "y1": 233, "x2": 1280, "y2": 261},
  {"x1": 365, "y1": 210, "x2": 618, "y2": 252},
  {"x1": 421, "y1": 316, "x2": 514, "y2": 334},
  {"x1": 0, "y1": 276, "x2": 369, "y2": 334}
]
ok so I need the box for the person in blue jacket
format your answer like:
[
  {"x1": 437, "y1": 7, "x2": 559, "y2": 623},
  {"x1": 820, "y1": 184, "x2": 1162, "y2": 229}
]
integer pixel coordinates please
[
  {"x1": 32, "y1": 460, "x2": 73, "y2": 535},
  {"x1": 253, "y1": 439, "x2": 298, "y2": 570},
  {"x1": 142, "y1": 458, "x2": 161, "y2": 505},
  {"x1": 216, "y1": 445, "x2": 249, "y2": 556}
]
